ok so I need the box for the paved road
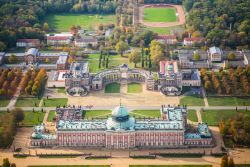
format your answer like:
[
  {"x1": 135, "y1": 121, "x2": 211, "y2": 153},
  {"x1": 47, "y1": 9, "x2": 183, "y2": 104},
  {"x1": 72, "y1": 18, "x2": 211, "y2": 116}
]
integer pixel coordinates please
[{"x1": 0, "y1": 105, "x2": 248, "y2": 112}]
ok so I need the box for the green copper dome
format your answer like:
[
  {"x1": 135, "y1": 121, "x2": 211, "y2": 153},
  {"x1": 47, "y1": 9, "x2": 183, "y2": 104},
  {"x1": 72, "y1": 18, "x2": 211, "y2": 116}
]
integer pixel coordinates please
[{"x1": 112, "y1": 105, "x2": 129, "y2": 121}]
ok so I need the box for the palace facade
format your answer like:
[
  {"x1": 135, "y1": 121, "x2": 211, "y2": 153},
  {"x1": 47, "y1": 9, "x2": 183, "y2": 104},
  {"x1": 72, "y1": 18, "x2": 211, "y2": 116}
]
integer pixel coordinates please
[{"x1": 29, "y1": 105, "x2": 213, "y2": 148}]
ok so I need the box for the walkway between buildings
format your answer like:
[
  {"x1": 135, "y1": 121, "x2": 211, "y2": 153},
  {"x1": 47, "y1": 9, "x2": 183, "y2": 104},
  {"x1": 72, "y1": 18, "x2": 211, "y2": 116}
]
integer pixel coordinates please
[{"x1": 6, "y1": 69, "x2": 28, "y2": 110}]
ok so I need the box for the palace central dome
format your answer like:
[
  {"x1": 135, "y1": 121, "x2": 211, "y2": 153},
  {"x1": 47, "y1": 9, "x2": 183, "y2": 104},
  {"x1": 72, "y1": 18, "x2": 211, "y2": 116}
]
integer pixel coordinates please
[
  {"x1": 112, "y1": 105, "x2": 129, "y2": 121},
  {"x1": 106, "y1": 105, "x2": 135, "y2": 131}
]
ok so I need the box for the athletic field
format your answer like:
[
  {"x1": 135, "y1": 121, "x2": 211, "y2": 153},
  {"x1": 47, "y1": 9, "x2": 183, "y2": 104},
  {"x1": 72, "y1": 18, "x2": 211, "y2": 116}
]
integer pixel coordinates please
[
  {"x1": 143, "y1": 7, "x2": 177, "y2": 22},
  {"x1": 44, "y1": 14, "x2": 115, "y2": 32}
]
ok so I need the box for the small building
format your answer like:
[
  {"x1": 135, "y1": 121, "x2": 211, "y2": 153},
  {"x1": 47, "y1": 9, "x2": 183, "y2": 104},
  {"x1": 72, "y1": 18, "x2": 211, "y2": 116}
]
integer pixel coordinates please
[
  {"x1": 244, "y1": 53, "x2": 250, "y2": 65},
  {"x1": 25, "y1": 48, "x2": 40, "y2": 64},
  {"x1": 178, "y1": 50, "x2": 211, "y2": 69},
  {"x1": 158, "y1": 61, "x2": 182, "y2": 94},
  {"x1": 181, "y1": 69, "x2": 201, "y2": 87},
  {"x1": 56, "y1": 55, "x2": 68, "y2": 70},
  {"x1": 208, "y1": 46, "x2": 223, "y2": 62},
  {"x1": 0, "y1": 52, "x2": 5, "y2": 65},
  {"x1": 47, "y1": 70, "x2": 67, "y2": 88},
  {"x1": 74, "y1": 37, "x2": 98, "y2": 48},
  {"x1": 46, "y1": 33, "x2": 72, "y2": 46},
  {"x1": 156, "y1": 35, "x2": 177, "y2": 45},
  {"x1": 16, "y1": 39, "x2": 40, "y2": 48},
  {"x1": 183, "y1": 38, "x2": 204, "y2": 46}
]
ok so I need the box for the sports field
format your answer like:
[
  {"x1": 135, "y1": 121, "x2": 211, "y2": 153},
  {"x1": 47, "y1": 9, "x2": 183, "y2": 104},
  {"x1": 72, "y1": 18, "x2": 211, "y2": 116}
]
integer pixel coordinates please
[
  {"x1": 143, "y1": 8, "x2": 177, "y2": 22},
  {"x1": 44, "y1": 14, "x2": 115, "y2": 32}
]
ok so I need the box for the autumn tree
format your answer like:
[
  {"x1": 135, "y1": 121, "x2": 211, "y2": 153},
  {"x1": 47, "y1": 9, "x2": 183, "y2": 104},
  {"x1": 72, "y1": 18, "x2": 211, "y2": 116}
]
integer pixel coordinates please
[
  {"x1": 8, "y1": 54, "x2": 17, "y2": 64},
  {"x1": 12, "y1": 108, "x2": 24, "y2": 126},
  {"x1": 227, "y1": 52, "x2": 236, "y2": 60},
  {"x1": 221, "y1": 155, "x2": 228, "y2": 167},
  {"x1": 193, "y1": 53, "x2": 200, "y2": 61},
  {"x1": 129, "y1": 49, "x2": 141, "y2": 68},
  {"x1": 204, "y1": 80, "x2": 211, "y2": 90},
  {"x1": 115, "y1": 41, "x2": 129, "y2": 57},
  {"x1": 149, "y1": 40, "x2": 164, "y2": 66},
  {"x1": 43, "y1": 22, "x2": 49, "y2": 32}
]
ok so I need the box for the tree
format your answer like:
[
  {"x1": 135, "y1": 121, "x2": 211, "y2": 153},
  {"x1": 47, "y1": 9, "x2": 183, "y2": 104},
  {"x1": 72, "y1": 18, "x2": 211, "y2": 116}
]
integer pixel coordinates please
[
  {"x1": 150, "y1": 40, "x2": 164, "y2": 66},
  {"x1": 221, "y1": 155, "x2": 228, "y2": 167},
  {"x1": 227, "y1": 52, "x2": 236, "y2": 60},
  {"x1": 8, "y1": 54, "x2": 17, "y2": 64},
  {"x1": 45, "y1": 58, "x2": 49, "y2": 63},
  {"x1": 228, "y1": 157, "x2": 235, "y2": 167},
  {"x1": 129, "y1": 49, "x2": 141, "y2": 68},
  {"x1": 43, "y1": 22, "x2": 49, "y2": 32},
  {"x1": 12, "y1": 108, "x2": 24, "y2": 126},
  {"x1": 2, "y1": 158, "x2": 10, "y2": 167},
  {"x1": 67, "y1": 56, "x2": 74, "y2": 64},
  {"x1": 0, "y1": 41, "x2": 6, "y2": 51},
  {"x1": 204, "y1": 80, "x2": 211, "y2": 90},
  {"x1": 193, "y1": 53, "x2": 200, "y2": 61},
  {"x1": 115, "y1": 41, "x2": 129, "y2": 57},
  {"x1": 10, "y1": 163, "x2": 16, "y2": 167}
]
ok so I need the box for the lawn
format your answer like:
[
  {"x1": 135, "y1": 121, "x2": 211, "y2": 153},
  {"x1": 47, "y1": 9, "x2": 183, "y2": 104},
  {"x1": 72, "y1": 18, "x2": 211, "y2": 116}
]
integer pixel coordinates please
[
  {"x1": 44, "y1": 14, "x2": 115, "y2": 32},
  {"x1": 143, "y1": 7, "x2": 177, "y2": 22},
  {"x1": 42, "y1": 98, "x2": 68, "y2": 107},
  {"x1": 180, "y1": 95, "x2": 205, "y2": 106},
  {"x1": 105, "y1": 83, "x2": 120, "y2": 93},
  {"x1": 82, "y1": 110, "x2": 111, "y2": 119},
  {"x1": 57, "y1": 88, "x2": 66, "y2": 94},
  {"x1": 28, "y1": 165, "x2": 110, "y2": 167},
  {"x1": 201, "y1": 110, "x2": 250, "y2": 126},
  {"x1": 127, "y1": 83, "x2": 142, "y2": 93},
  {"x1": 15, "y1": 98, "x2": 41, "y2": 107},
  {"x1": 130, "y1": 110, "x2": 161, "y2": 118},
  {"x1": 187, "y1": 110, "x2": 198, "y2": 122},
  {"x1": 207, "y1": 97, "x2": 250, "y2": 106},
  {"x1": 130, "y1": 165, "x2": 212, "y2": 167},
  {"x1": 47, "y1": 110, "x2": 55, "y2": 122},
  {"x1": 20, "y1": 111, "x2": 45, "y2": 126},
  {"x1": 0, "y1": 99, "x2": 10, "y2": 107}
]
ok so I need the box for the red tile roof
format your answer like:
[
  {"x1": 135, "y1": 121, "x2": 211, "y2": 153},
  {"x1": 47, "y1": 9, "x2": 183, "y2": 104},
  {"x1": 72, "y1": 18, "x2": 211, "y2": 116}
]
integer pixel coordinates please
[
  {"x1": 157, "y1": 35, "x2": 176, "y2": 40},
  {"x1": 17, "y1": 39, "x2": 40, "y2": 44},
  {"x1": 184, "y1": 37, "x2": 204, "y2": 42},
  {"x1": 47, "y1": 36, "x2": 70, "y2": 41}
]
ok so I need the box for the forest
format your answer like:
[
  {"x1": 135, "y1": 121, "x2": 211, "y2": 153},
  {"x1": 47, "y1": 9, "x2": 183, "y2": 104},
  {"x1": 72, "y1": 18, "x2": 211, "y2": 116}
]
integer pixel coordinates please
[
  {"x1": 0, "y1": 0, "x2": 250, "y2": 50},
  {"x1": 0, "y1": 0, "x2": 117, "y2": 50},
  {"x1": 183, "y1": 0, "x2": 250, "y2": 49}
]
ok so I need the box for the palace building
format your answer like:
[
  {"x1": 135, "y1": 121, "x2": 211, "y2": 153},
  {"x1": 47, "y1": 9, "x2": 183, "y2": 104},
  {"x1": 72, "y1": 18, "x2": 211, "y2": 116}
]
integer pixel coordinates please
[{"x1": 29, "y1": 105, "x2": 212, "y2": 148}]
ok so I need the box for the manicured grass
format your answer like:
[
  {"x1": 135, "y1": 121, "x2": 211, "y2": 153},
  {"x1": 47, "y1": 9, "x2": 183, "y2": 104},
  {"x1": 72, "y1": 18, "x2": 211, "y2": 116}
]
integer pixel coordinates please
[
  {"x1": 180, "y1": 95, "x2": 204, "y2": 106},
  {"x1": 28, "y1": 165, "x2": 110, "y2": 167},
  {"x1": 0, "y1": 99, "x2": 10, "y2": 107},
  {"x1": 143, "y1": 7, "x2": 177, "y2": 22},
  {"x1": 57, "y1": 88, "x2": 66, "y2": 94},
  {"x1": 47, "y1": 110, "x2": 55, "y2": 122},
  {"x1": 130, "y1": 110, "x2": 161, "y2": 118},
  {"x1": 187, "y1": 110, "x2": 198, "y2": 122},
  {"x1": 105, "y1": 83, "x2": 120, "y2": 93},
  {"x1": 20, "y1": 111, "x2": 45, "y2": 126},
  {"x1": 42, "y1": 98, "x2": 68, "y2": 107},
  {"x1": 201, "y1": 110, "x2": 250, "y2": 126},
  {"x1": 127, "y1": 83, "x2": 142, "y2": 93},
  {"x1": 44, "y1": 13, "x2": 115, "y2": 32},
  {"x1": 15, "y1": 98, "x2": 41, "y2": 107},
  {"x1": 82, "y1": 110, "x2": 111, "y2": 119},
  {"x1": 130, "y1": 165, "x2": 212, "y2": 167},
  {"x1": 207, "y1": 97, "x2": 250, "y2": 106}
]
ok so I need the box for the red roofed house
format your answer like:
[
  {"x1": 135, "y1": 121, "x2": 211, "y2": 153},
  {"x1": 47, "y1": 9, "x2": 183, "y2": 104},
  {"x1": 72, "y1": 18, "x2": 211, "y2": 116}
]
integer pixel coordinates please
[
  {"x1": 183, "y1": 38, "x2": 204, "y2": 46},
  {"x1": 157, "y1": 35, "x2": 177, "y2": 45},
  {"x1": 16, "y1": 39, "x2": 40, "y2": 47},
  {"x1": 47, "y1": 33, "x2": 73, "y2": 46}
]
